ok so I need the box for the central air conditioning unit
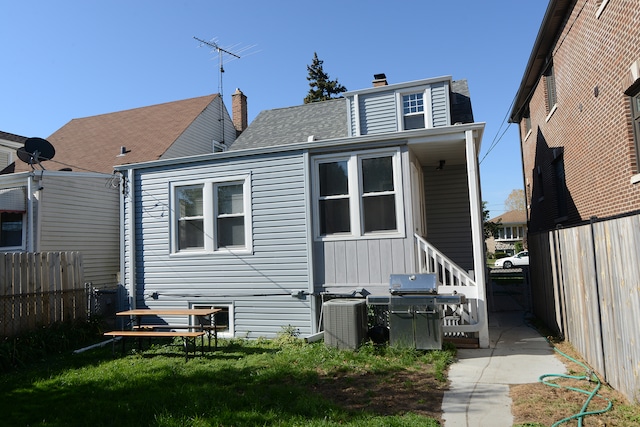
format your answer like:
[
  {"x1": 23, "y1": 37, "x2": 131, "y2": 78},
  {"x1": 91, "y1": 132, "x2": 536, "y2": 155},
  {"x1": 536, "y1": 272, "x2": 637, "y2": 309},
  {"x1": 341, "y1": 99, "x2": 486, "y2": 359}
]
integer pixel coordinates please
[{"x1": 323, "y1": 298, "x2": 368, "y2": 350}]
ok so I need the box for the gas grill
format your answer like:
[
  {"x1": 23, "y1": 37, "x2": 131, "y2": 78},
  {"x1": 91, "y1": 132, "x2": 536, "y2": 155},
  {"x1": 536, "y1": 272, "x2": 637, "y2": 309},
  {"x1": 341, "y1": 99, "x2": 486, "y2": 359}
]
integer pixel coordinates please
[{"x1": 367, "y1": 273, "x2": 464, "y2": 350}]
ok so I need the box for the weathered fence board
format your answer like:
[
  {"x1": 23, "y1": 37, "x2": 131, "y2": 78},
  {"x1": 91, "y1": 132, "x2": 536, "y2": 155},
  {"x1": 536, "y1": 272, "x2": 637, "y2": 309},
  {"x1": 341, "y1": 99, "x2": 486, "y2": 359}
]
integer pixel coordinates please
[
  {"x1": 530, "y1": 214, "x2": 640, "y2": 403},
  {"x1": 0, "y1": 252, "x2": 86, "y2": 337}
]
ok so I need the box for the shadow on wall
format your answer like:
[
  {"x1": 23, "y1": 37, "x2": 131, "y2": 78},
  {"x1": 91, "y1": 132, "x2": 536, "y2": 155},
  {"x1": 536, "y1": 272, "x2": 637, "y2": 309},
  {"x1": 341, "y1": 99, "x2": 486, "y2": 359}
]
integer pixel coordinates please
[{"x1": 528, "y1": 128, "x2": 578, "y2": 232}]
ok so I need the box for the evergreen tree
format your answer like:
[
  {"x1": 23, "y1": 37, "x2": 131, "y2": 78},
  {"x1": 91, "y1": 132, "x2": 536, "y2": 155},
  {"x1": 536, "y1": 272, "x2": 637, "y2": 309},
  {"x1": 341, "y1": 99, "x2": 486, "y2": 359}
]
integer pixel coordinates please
[{"x1": 304, "y1": 52, "x2": 346, "y2": 104}]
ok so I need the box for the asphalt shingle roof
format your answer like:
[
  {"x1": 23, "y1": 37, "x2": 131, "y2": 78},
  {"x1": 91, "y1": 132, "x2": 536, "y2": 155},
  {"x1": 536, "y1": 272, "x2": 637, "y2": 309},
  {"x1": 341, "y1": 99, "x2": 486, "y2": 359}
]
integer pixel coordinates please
[
  {"x1": 13, "y1": 94, "x2": 219, "y2": 174},
  {"x1": 490, "y1": 210, "x2": 527, "y2": 224},
  {"x1": 229, "y1": 98, "x2": 348, "y2": 151},
  {"x1": 0, "y1": 131, "x2": 28, "y2": 144}
]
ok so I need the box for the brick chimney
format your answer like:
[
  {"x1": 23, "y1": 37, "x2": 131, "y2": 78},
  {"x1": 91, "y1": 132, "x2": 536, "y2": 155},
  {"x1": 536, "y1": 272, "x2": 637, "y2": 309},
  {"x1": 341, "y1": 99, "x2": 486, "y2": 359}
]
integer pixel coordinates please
[
  {"x1": 231, "y1": 88, "x2": 248, "y2": 135},
  {"x1": 373, "y1": 73, "x2": 388, "y2": 87}
]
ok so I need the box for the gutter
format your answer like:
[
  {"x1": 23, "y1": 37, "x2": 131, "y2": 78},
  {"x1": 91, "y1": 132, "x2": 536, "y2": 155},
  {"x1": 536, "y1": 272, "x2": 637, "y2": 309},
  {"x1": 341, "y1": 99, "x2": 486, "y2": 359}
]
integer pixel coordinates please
[
  {"x1": 114, "y1": 122, "x2": 487, "y2": 173},
  {"x1": 27, "y1": 174, "x2": 34, "y2": 251},
  {"x1": 509, "y1": 0, "x2": 573, "y2": 123},
  {"x1": 123, "y1": 169, "x2": 137, "y2": 310}
]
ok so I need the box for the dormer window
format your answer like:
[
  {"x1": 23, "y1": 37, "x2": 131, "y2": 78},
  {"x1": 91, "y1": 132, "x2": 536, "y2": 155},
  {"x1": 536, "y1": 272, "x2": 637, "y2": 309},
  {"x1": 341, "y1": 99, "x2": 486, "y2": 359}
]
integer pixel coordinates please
[{"x1": 402, "y1": 93, "x2": 425, "y2": 130}]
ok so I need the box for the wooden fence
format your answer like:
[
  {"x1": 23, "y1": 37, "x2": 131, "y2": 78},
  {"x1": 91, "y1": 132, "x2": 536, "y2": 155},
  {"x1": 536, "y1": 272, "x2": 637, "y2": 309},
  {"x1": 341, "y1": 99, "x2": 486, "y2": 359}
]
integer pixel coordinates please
[
  {"x1": 529, "y1": 213, "x2": 640, "y2": 404},
  {"x1": 0, "y1": 252, "x2": 86, "y2": 337}
]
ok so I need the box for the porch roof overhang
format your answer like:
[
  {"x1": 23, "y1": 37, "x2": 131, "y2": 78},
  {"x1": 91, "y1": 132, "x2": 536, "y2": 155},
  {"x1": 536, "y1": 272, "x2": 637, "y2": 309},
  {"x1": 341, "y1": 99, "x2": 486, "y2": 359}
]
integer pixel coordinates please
[{"x1": 405, "y1": 123, "x2": 485, "y2": 167}]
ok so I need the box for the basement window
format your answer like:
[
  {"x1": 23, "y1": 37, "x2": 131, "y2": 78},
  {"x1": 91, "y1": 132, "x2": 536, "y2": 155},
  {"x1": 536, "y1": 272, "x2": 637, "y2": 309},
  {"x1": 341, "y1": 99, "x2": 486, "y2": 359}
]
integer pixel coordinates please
[{"x1": 191, "y1": 303, "x2": 234, "y2": 338}]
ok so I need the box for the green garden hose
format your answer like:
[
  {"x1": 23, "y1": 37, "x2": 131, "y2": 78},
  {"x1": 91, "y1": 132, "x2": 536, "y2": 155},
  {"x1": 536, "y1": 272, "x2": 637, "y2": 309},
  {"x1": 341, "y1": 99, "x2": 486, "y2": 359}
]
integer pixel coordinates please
[{"x1": 539, "y1": 346, "x2": 612, "y2": 426}]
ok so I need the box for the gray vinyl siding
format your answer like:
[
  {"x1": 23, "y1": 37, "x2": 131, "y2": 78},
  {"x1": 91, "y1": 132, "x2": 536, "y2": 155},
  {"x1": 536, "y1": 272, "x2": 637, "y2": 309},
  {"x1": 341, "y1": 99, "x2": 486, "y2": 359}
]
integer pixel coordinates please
[
  {"x1": 313, "y1": 148, "x2": 414, "y2": 296},
  {"x1": 313, "y1": 238, "x2": 413, "y2": 295},
  {"x1": 38, "y1": 174, "x2": 120, "y2": 288},
  {"x1": 0, "y1": 150, "x2": 10, "y2": 169},
  {"x1": 430, "y1": 81, "x2": 451, "y2": 127},
  {"x1": 358, "y1": 92, "x2": 397, "y2": 135},
  {"x1": 161, "y1": 99, "x2": 235, "y2": 159},
  {"x1": 423, "y1": 164, "x2": 473, "y2": 271},
  {"x1": 349, "y1": 81, "x2": 452, "y2": 135},
  {"x1": 125, "y1": 150, "x2": 313, "y2": 338}
]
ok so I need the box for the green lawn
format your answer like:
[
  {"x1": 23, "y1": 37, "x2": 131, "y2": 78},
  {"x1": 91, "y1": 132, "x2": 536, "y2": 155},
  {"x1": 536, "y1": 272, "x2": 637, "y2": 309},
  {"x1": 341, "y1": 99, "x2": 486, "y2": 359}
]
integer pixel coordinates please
[{"x1": 0, "y1": 328, "x2": 453, "y2": 427}]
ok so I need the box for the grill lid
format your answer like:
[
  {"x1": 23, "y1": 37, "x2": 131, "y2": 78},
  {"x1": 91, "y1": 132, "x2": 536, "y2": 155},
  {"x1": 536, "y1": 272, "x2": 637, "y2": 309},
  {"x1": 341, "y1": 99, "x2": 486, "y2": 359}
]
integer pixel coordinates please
[{"x1": 389, "y1": 274, "x2": 437, "y2": 295}]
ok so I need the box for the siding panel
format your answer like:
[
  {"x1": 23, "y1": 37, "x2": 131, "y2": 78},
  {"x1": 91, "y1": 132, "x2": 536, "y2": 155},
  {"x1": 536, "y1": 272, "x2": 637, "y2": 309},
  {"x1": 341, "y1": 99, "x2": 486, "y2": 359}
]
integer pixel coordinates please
[
  {"x1": 358, "y1": 92, "x2": 397, "y2": 135},
  {"x1": 423, "y1": 164, "x2": 473, "y2": 271},
  {"x1": 430, "y1": 81, "x2": 451, "y2": 127},
  {"x1": 38, "y1": 174, "x2": 120, "y2": 288},
  {"x1": 125, "y1": 151, "x2": 312, "y2": 338}
]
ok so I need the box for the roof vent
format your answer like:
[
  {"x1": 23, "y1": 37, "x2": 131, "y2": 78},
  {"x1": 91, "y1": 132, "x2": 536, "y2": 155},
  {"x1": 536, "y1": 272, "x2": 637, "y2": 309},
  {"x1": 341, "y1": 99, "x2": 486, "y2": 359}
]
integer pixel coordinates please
[
  {"x1": 373, "y1": 73, "x2": 388, "y2": 87},
  {"x1": 308, "y1": 135, "x2": 316, "y2": 142}
]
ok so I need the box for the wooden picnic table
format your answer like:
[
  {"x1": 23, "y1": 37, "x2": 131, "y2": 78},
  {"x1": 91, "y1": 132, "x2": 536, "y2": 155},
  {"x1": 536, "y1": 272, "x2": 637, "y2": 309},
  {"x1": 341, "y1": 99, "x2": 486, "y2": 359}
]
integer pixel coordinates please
[{"x1": 105, "y1": 307, "x2": 221, "y2": 360}]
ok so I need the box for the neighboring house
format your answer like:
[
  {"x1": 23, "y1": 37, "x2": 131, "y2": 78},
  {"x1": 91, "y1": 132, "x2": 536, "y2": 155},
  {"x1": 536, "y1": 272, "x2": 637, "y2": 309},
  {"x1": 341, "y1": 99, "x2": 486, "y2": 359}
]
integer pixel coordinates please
[
  {"x1": 0, "y1": 170, "x2": 120, "y2": 288},
  {"x1": 1, "y1": 92, "x2": 243, "y2": 289},
  {"x1": 486, "y1": 210, "x2": 527, "y2": 255},
  {"x1": 509, "y1": 0, "x2": 640, "y2": 402},
  {"x1": 116, "y1": 74, "x2": 490, "y2": 347},
  {"x1": 12, "y1": 93, "x2": 242, "y2": 174},
  {"x1": 0, "y1": 131, "x2": 27, "y2": 174},
  {"x1": 510, "y1": 0, "x2": 640, "y2": 229}
]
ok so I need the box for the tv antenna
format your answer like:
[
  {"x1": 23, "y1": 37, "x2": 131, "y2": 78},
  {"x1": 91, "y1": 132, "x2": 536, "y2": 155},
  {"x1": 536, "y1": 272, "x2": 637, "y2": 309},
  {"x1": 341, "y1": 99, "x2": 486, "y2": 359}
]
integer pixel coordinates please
[{"x1": 194, "y1": 37, "x2": 255, "y2": 145}]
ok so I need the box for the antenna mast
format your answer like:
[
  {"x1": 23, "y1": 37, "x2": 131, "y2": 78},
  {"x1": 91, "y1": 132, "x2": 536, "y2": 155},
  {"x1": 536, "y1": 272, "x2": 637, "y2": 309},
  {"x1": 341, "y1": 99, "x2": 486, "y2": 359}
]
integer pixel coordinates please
[{"x1": 194, "y1": 37, "x2": 241, "y2": 145}]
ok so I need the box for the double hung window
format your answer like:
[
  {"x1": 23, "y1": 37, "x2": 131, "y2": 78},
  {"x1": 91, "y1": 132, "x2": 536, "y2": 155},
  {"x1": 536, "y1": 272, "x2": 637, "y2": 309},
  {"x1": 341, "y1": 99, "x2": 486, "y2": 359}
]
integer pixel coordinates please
[
  {"x1": 315, "y1": 148, "x2": 403, "y2": 239},
  {"x1": 172, "y1": 175, "x2": 251, "y2": 254},
  {"x1": 402, "y1": 93, "x2": 425, "y2": 130}
]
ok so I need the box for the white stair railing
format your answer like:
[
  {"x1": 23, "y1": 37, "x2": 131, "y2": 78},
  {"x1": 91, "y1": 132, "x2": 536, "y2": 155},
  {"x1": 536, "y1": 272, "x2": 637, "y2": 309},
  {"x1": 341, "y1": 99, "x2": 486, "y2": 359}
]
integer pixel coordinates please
[{"x1": 415, "y1": 234, "x2": 483, "y2": 334}]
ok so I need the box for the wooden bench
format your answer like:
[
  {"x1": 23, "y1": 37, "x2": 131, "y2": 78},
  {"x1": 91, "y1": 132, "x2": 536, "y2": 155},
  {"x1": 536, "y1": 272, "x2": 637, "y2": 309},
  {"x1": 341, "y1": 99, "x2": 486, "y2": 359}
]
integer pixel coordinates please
[
  {"x1": 131, "y1": 324, "x2": 222, "y2": 350},
  {"x1": 106, "y1": 307, "x2": 221, "y2": 360},
  {"x1": 104, "y1": 330, "x2": 205, "y2": 361}
]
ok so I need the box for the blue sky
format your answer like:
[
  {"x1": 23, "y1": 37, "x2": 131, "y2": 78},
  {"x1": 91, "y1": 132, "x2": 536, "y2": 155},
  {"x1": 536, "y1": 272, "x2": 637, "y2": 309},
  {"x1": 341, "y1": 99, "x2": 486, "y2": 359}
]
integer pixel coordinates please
[{"x1": 0, "y1": 1, "x2": 548, "y2": 218}]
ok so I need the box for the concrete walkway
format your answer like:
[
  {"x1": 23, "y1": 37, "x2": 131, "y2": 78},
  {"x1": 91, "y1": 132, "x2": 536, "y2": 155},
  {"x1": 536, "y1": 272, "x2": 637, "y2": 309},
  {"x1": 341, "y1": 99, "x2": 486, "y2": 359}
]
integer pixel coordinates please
[{"x1": 441, "y1": 309, "x2": 567, "y2": 426}]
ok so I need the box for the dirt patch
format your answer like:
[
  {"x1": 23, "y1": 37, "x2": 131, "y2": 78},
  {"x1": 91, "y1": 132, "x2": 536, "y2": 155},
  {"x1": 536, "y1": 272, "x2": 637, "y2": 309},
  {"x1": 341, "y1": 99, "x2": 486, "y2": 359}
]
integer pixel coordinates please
[
  {"x1": 310, "y1": 363, "x2": 446, "y2": 420},
  {"x1": 511, "y1": 341, "x2": 640, "y2": 426}
]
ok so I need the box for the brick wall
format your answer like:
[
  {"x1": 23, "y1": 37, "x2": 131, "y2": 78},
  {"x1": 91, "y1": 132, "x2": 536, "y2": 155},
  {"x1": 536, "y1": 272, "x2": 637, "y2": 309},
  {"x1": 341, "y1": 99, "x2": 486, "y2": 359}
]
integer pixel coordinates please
[{"x1": 520, "y1": 0, "x2": 640, "y2": 232}]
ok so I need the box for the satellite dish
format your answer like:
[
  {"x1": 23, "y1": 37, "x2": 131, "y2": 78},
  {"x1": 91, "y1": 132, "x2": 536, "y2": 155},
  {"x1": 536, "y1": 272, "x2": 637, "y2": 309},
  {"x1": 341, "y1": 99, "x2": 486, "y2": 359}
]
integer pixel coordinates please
[{"x1": 16, "y1": 137, "x2": 56, "y2": 168}]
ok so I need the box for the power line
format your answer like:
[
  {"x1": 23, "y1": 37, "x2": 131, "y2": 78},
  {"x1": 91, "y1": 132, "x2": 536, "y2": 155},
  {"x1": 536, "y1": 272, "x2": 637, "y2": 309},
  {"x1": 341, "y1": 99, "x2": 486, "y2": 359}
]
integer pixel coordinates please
[{"x1": 479, "y1": 93, "x2": 517, "y2": 165}]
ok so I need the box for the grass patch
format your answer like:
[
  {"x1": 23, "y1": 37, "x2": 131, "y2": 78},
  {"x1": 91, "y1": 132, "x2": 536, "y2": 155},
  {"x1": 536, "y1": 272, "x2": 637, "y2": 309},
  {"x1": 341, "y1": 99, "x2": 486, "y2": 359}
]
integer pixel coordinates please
[{"x1": 0, "y1": 326, "x2": 454, "y2": 426}]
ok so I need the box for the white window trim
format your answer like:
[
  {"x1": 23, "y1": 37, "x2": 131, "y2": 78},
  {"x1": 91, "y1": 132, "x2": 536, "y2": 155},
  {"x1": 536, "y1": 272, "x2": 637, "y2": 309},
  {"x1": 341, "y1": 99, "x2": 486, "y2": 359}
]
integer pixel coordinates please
[
  {"x1": 596, "y1": 0, "x2": 610, "y2": 19},
  {"x1": 170, "y1": 174, "x2": 253, "y2": 255},
  {"x1": 545, "y1": 103, "x2": 558, "y2": 122},
  {"x1": 212, "y1": 140, "x2": 227, "y2": 152},
  {"x1": 0, "y1": 211, "x2": 27, "y2": 251},
  {"x1": 396, "y1": 85, "x2": 432, "y2": 131},
  {"x1": 312, "y1": 147, "x2": 405, "y2": 241},
  {"x1": 191, "y1": 302, "x2": 234, "y2": 338}
]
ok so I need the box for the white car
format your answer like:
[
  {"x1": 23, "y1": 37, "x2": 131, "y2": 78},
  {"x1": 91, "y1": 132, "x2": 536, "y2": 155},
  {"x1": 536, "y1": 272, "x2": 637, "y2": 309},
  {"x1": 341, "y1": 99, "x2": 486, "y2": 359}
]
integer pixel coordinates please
[{"x1": 494, "y1": 251, "x2": 529, "y2": 269}]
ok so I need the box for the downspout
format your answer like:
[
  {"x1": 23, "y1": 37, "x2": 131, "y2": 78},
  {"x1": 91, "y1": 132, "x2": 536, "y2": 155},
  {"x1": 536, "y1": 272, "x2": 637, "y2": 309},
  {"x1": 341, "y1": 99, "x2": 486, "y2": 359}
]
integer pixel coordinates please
[
  {"x1": 124, "y1": 169, "x2": 137, "y2": 310},
  {"x1": 465, "y1": 129, "x2": 490, "y2": 348},
  {"x1": 302, "y1": 151, "x2": 317, "y2": 333},
  {"x1": 27, "y1": 173, "x2": 36, "y2": 252}
]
